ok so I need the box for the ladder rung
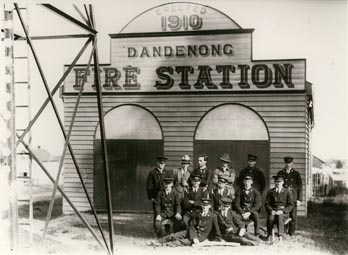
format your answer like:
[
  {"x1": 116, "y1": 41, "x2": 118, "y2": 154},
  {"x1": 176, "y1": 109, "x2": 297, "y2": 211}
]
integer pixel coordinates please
[
  {"x1": 14, "y1": 82, "x2": 29, "y2": 84},
  {"x1": 18, "y1": 222, "x2": 31, "y2": 226},
  {"x1": 16, "y1": 105, "x2": 29, "y2": 108},
  {"x1": 16, "y1": 152, "x2": 30, "y2": 155},
  {"x1": 15, "y1": 7, "x2": 28, "y2": 11},
  {"x1": 14, "y1": 56, "x2": 28, "y2": 59},
  {"x1": 17, "y1": 176, "x2": 31, "y2": 179},
  {"x1": 18, "y1": 199, "x2": 31, "y2": 203},
  {"x1": 16, "y1": 128, "x2": 26, "y2": 131}
]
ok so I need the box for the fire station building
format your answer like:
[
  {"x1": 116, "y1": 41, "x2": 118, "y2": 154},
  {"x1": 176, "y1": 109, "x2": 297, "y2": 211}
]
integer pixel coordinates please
[{"x1": 61, "y1": 2, "x2": 314, "y2": 216}]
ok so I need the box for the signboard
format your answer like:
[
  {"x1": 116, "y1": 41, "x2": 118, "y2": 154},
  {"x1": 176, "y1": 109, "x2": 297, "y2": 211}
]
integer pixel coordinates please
[{"x1": 62, "y1": 2, "x2": 306, "y2": 94}]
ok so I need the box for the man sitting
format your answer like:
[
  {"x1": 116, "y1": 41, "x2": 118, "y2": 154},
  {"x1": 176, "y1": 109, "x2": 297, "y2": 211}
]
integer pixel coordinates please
[
  {"x1": 154, "y1": 198, "x2": 222, "y2": 246},
  {"x1": 217, "y1": 197, "x2": 260, "y2": 246},
  {"x1": 154, "y1": 177, "x2": 182, "y2": 237},
  {"x1": 265, "y1": 174, "x2": 294, "y2": 242},
  {"x1": 234, "y1": 174, "x2": 261, "y2": 237},
  {"x1": 211, "y1": 176, "x2": 233, "y2": 213},
  {"x1": 182, "y1": 174, "x2": 207, "y2": 229}
]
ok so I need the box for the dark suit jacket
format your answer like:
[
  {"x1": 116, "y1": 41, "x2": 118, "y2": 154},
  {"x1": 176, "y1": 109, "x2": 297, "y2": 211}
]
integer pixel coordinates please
[
  {"x1": 211, "y1": 187, "x2": 233, "y2": 212},
  {"x1": 265, "y1": 187, "x2": 294, "y2": 214},
  {"x1": 278, "y1": 168, "x2": 303, "y2": 202},
  {"x1": 191, "y1": 167, "x2": 213, "y2": 189},
  {"x1": 237, "y1": 166, "x2": 266, "y2": 194},
  {"x1": 217, "y1": 208, "x2": 243, "y2": 235},
  {"x1": 155, "y1": 189, "x2": 181, "y2": 218},
  {"x1": 188, "y1": 211, "x2": 222, "y2": 242},
  {"x1": 234, "y1": 187, "x2": 261, "y2": 214},
  {"x1": 147, "y1": 168, "x2": 171, "y2": 200},
  {"x1": 182, "y1": 187, "x2": 207, "y2": 213}
]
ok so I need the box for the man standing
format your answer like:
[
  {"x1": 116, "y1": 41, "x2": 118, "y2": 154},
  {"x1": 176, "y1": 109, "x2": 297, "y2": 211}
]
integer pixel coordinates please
[
  {"x1": 191, "y1": 154, "x2": 213, "y2": 190},
  {"x1": 153, "y1": 198, "x2": 222, "y2": 246},
  {"x1": 237, "y1": 154, "x2": 266, "y2": 195},
  {"x1": 154, "y1": 177, "x2": 182, "y2": 237},
  {"x1": 173, "y1": 155, "x2": 191, "y2": 199},
  {"x1": 217, "y1": 197, "x2": 260, "y2": 246},
  {"x1": 278, "y1": 156, "x2": 302, "y2": 236},
  {"x1": 147, "y1": 156, "x2": 171, "y2": 229},
  {"x1": 234, "y1": 174, "x2": 261, "y2": 237},
  {"x1": 213, "y1": 153, "x2": 236, "y2": 196},
  {"x1": 265, "y1": 174, "x2": 293, "y2": 241}
]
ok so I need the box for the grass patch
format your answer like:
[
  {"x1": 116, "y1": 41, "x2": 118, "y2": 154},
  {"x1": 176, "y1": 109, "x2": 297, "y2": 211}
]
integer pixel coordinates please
[
  {"x1": 298, "y1": 198, "x2": 348, "y2": 255},
  {"x1": 19, "y1": 197, "x2": 63, "y2": 220}
]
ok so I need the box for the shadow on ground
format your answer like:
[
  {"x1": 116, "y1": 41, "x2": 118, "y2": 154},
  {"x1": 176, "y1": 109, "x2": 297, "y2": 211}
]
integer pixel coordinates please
[{"x1": 297, "y1": 198, "x2": 348, "y2": 255}]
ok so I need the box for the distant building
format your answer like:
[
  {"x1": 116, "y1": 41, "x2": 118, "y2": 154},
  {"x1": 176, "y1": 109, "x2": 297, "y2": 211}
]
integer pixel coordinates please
[
  {"x1": 31, "y1": 146, "x2": 62, "y2": 185},
  {"x1": 331, "y1": 169, "x2": 348, "y2": 188},
  {"x1": 312, "y1": 156, "x2": 348, "y2": 196}
]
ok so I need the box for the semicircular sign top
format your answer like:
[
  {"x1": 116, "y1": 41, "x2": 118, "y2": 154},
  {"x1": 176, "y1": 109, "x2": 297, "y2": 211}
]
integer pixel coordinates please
[
  {"x1": 120, "y1": 2, "x2": 242, "y2": 33},
  {"x1": 95, "y1": 105, "x2": 163, "y2": 140},
  {"x1": 195, "y1": 104, "x2": 269, "y2": 141}
]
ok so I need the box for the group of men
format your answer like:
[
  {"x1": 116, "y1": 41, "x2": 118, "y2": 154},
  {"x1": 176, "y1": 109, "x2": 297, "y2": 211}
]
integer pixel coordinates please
[{"x1": 146, "y1": 153, "x2": 302, "y2": 246}]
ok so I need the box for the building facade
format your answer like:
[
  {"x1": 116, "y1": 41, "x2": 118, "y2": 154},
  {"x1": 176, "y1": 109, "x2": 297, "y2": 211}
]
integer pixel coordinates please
[{"x1": 61, "y1": 2, "x2": 314, "y2": 216}]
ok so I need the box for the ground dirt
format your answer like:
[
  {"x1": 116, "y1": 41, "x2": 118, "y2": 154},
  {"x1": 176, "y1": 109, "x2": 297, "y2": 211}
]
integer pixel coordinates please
[{"x1": 2, "y1": 196, "x2": 348, "y2": 255}]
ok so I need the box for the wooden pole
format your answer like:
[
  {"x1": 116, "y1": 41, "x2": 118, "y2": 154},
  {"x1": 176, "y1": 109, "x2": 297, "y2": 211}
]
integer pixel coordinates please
[{"x1": 3, "y1": 4, "x2": 18, "y2": 250}]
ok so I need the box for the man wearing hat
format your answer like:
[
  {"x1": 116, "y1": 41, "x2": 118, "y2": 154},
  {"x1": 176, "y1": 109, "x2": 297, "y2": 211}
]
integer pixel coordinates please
[
  {"x1": 191, "y1": 154, "x2": 213, "y2": 191},
  {"x1": 147, "y1": 156, "x2": 172, "y2": 229},
  {"x1": 265, "y1": 174, "x2": 294, "y2": 241},
  {"x1": 211, "y1": 175, "x2": 233, "y2": 213},
  {"x1": 277, "y1": 156, "x2": 302, "y2": 236},
  {"x1": 173, "y1": 155, "x2": 191, "y2": 200},
  {"x1": 213, "y1": 153, "x2": 236, "y2": 196},
  {"x1": 154, "y1": 176, "x2": 182, "y2": 237},
  {"x1": 153, "y1": 198, "x2": 222, "y2": 246},
  {"x1": 237, "y1": 154, "x2": 266, "y2": 194},
  {"x1": 181, "y1": 174, "x2": 209, "y2": 229},
  {"x1": 234, "y1": 174, "x2": 262, "y2": 238},
  {"x1": 217, "y1": 197, "x2": 260, "y2": 246}
]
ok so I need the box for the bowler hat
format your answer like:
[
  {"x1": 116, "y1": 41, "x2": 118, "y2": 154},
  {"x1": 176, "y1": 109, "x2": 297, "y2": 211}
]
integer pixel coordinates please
[
  {"x1": 218, "y1": 153, "x2": 231, "y2": 163},
  {"x1": 181, "y1": 155, "x2": 191, "y2": 164},
  {"x1": 284, "y1": 156, "x2": 293, "y2": 163},
  {"x1": 247, "y1": 154, "x2": 257, "y2": 161}
]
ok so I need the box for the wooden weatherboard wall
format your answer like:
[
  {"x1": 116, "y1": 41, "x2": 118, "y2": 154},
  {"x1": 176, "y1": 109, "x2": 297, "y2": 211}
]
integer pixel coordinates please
[
  {"x1": 62, "y1": 93, "x2": 309, "y2": 215},
  {"x1": 61, "y1": 2, "x2": 311, "y2": 216}
]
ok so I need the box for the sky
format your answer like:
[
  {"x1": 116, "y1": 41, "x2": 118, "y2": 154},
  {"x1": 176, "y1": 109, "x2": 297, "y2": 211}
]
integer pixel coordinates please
[{"x1": 8, "y1": 0, "x2": 347, "y2": 161}]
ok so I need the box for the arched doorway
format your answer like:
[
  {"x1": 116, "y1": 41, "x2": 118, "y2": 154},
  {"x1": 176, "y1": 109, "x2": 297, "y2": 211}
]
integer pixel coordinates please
[
  {"x1": 194, "y1": 104, "x2": 270, "y2": 194},
  {"x1": 94, "y1": 105, "x2": 163, "y2": 211}
]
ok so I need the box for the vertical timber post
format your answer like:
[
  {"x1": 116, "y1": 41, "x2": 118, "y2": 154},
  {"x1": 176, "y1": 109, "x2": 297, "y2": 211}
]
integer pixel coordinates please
[
  {"x1": 2, "y1": 4, "x2": 18, "y2": 250},
  {"x1": 89, "y1": 5, "x2": 114, "y2": 254}
]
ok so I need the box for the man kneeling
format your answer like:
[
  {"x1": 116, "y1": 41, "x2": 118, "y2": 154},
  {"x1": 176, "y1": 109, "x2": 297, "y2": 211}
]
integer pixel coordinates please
[
  {"x1": 154, "y1": 198, "x2": 222, "y2": 246},
  {"x1": 217, "y1": 197, "x2": 259, "y2": 246}
]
